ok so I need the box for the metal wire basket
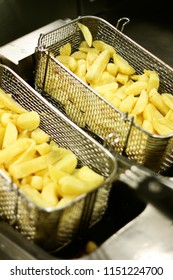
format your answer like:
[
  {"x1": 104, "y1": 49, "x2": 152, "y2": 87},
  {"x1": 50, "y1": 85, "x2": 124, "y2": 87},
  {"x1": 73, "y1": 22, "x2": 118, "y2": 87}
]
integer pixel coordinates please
[
  {"x1": 35, "y1": 15, "x2": 173, "y2": 174},
  {"x1": 0, "y1": 63, "x2": 117, "y2": 252}
]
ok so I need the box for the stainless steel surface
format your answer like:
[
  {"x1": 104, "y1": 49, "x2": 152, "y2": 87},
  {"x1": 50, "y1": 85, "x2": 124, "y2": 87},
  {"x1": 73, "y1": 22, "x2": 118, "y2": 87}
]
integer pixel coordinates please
[
  {"x1": 0, "y1": 15, "x2": 173, "y2": 260},
  {"x1": 35, "y1": 15, "x2": 173, "y2": 174},
  {"x1": 0, "y1": 19, "x2": 70, "y2": 80},
  {"x1": 0, "y1": 63, "x2": 117, "y2": 252},
  {"x1": 83, "y1": 204, "x2": 173, "y2": 259},
  {"x1": 119, "y1": 163, "x2": 173, "y2": 219},
  {"x1": 0, "y1": 221, "x2": 55, "y2": 260}
]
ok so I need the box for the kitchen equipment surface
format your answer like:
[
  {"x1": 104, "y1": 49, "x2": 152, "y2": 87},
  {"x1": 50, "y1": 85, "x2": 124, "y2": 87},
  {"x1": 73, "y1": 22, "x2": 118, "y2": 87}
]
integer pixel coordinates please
[
  {"x1": 0, "y1": 63, "x2": 117, "y2": 252},
  {"x1": 34, "y1": 15, "x2": 173, "y2": 174},
  {"x1": 1, "y1": 14, "x2": 173, "y2": 261}
]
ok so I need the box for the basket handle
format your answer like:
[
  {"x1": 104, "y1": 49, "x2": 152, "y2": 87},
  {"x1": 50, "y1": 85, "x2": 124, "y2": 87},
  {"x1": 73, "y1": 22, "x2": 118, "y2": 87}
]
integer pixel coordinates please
[{"x1": 116, "y1": 17, "x2": 130, "y2": 32}]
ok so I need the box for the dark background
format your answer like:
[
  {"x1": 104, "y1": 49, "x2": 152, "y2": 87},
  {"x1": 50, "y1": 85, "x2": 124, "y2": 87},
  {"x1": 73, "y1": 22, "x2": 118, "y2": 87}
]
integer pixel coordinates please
[{"x1": 0, "y1": 0, "x2": 173, "y2": 67}]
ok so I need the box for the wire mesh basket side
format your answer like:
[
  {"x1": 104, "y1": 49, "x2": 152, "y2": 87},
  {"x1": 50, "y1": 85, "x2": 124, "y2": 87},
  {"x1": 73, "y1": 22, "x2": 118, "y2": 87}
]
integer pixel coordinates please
[
  {"x1": 124, "y1": 124, "x2": 173, "y2": 172},
  {"x1": 158, "y1": 137, "x2": 173, "y2": 174},
  {"x1": 16, "y1": 183, "x2": 110, "y2": 251},
  {"x1": 16, "y1": 191, "x2": 84, "y2": 251},
  {"x1": 0, "y1": 171, "x2": 18, "y2": 225}
]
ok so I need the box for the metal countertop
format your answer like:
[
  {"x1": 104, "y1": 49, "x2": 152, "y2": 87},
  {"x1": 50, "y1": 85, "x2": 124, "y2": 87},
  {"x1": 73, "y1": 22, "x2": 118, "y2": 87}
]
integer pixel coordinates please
[{"x1": 83, "y1": 204, "x2": 173, "y2": 260}]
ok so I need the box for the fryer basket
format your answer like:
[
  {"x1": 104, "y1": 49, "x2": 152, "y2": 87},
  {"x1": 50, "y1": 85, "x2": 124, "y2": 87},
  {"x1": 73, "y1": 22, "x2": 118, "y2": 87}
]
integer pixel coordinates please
[
  {"x1": 35, "y1": 15, "x2": 173, "y2": 174},
  {"x1": 0, "y1": 64, "x2": 117, "y2": 251}
]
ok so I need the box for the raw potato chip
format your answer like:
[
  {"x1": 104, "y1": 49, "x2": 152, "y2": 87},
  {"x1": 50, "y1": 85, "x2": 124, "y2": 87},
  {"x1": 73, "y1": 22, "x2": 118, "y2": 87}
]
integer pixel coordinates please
[
  {"x1": 162, "y1": 93, "x2": 173, "y2": 110},
  {"x1": 0, "y1": 86, "x2": 105, "y2": 208},
  {"x1": 51, "y1": 23, "x2": 173, "y2": 137},
  {"x1": 59, "y1": 42, "x2": 71, "y2": 56},
  {"x1": 86, "y1": 50, "x2": 111, "y2": 84},
  {"x1": 77, "y1": 22, "x2": 92, "y2": 47}
]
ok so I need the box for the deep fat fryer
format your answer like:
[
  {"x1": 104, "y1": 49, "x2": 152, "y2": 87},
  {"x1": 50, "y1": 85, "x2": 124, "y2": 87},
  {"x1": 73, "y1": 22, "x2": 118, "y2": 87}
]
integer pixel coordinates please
[{"x1": 1, "y1": 14, "x2": 173, "y2": 260}]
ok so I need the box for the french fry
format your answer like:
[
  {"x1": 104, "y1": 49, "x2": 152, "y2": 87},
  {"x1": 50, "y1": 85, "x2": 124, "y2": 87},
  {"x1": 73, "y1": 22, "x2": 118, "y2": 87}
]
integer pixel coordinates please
[
  {"x1": 30, "y1": 175, "x2": 43, "y2": 191},
  {"x1": 59, "y1": 43, "x2": 71, "y2": 56},
  {"x1": 56, "y1": 55, "x2": 77, "y2": 72},
  {"x1": 78, "y1": 47, "x2": 99, "y2": 54},
  {"x1": 94, "y1": 82, "x2": 118, "y2": 95},
  {"x1": 142, "y1": 120, "x2": 154, "y2": 134},
  {"x1": 86, "y1": 50, "x2": 111, "y2": 84},
  {"x1": 157, "y1": 117, "x2": 173, "y2": 130},
  {"x1": 149, "y1": 88, "x2": 169, "y2": 116},
  {"x1": 124, "y1": 81, "x2": 148, "y2": 96},
  {"x1": 0, "y1": 88, "x2": 27, "y2": 113},
  {"x1": 5, "y1": 139, "x2": 36, "y2": 168},
  {"x1": 111, "y1": 96, "x2": 121, "y2": 108},
  {"x1": 145, "y1": 70, "x2": 160, "y2": 92},
  {"x1": 85, "y1": 241, "x2": 98, "y2": 254},
  {"x1": 132, "y1": 113, "x2": 143, "y2": 126},
  {"x1": 77, "y1": 22, "x2": 92, "y2": 47},
  {"x1": 91, "y1": 71, "x2": 116, "y2": 87},
  {"x1": 152, "y1": 118, "x2": 173, "y2": 135},
  {"x1": 59, "y1": 175, "x2": 91, "y2": 196},
  {"x1": 48, "y1": 165, "x2": 67, "y2": 183},
  {"x1": 119, "y1": 94, "x2": 136, "y2": 114},
  {"x1": 56, "y1": 196, "x2": 75, "y2": 208},
  {"x1": 41, "y1": 182, "x2": 59, "y2": 206},
  {"x1": 52, "y1": 151, "x2": 77, "y2": 174},
  {"x1": 74, "y1": 59, "x2": 87, "y2": 78},
  {"x1": 2, "y1": 121, "x2": 18, "y2": 148},
  {"x1": 103, "y1": 91, "x2": 116, "y2": 102},
  {"x1": 162, "y1": 93, "x2": 173, "y2": 110},
  {"x1": 131, "y1": 73, "x2": 149, "y2": 82},
  {"x1": 71, "y1": 50, "x2": 87, "y2": 60},
  {"x1": 86, "y1": 51, "x2": 99, "y2": 71},
  {"x1": 106, "y1": 62, "x2": 118, "y2": 76},
  {"x1": 0, "y1": 127, "x2": 5, "y2": 149},
  {"x1": 113, "y1": 53, "x2": 136, "y2": 75},
  {"x1": 79, "y1": 40, "x2": 89, "y2": 48},
  {"x1": 1, "y1": 112, "x2": 14, "y2": 127},
  {"x1": 114, "y1": 89, "x2": 127, "y2": 100},
  {"x1": 31, "y1": 127, "x2": 50, "y2": 144},
  {"x1": 18, "y1": 129, "x2": 31, "y2": 139},
  {"x1": 16, "y1": 111, "x2": 40, "y2": 131},
  {"x1": 0, "y1": 138, "x2": 34, "y2": 165},
  {"x1": 9, "y1": 150, "x2": 63, "y2": 179},
  {"x1": 143, "y1": 103, "x2": 163, "y2": 123},
  {"x1": 36, "y1": 143, "x2": 51, "y2": 155},
  {"x1": 93, "y1": 40, "x2": 116, "y2": 57},
  {"x1": 20, "y1": 184, "x2": 53, "y2": 208},
  {"x1": 165, "y1": 109, "x2": 173, "y2": 122},
  {"x1": 131, "y1": 90, "x2": 148, "y2": 115},
  {"x1": 115, "y1": 80, "x2": 134, "y2": 100},
  {"x1": 75, "y1": 165, "x2": 104, "y2": 188},
  {"x1": 116, "y1": 73, "x2": 129, "y2": 85}
]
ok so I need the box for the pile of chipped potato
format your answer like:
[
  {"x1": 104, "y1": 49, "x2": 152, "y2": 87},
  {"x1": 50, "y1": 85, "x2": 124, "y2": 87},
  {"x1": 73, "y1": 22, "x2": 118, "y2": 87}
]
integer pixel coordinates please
[
  {"x1": 0, "y1": 87, "x2": 104, "y2": 209},
  {"x1": 55, "y1": 22, "x2": 173, "y2": 136}
]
